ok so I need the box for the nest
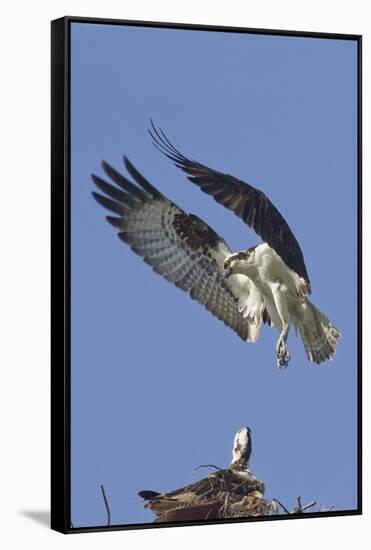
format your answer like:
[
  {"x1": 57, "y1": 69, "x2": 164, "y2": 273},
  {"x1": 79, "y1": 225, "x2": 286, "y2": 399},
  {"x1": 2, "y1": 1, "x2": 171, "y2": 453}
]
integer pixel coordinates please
[{"x1": 143, "y1": 468, "x2": 273, "y2": 522}]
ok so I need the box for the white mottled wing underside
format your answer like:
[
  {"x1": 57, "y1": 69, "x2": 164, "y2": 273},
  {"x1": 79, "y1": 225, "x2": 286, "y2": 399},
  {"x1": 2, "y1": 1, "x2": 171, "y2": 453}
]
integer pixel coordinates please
[{"x1": 92, "y1": 157, "x2": 260, "y2": 342}]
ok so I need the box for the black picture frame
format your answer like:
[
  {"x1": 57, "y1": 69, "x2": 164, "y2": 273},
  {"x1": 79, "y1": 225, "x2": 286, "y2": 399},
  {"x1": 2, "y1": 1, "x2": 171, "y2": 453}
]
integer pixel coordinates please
[{"x1": 51, "y1": 16, "x2": 362, "y2": 534}]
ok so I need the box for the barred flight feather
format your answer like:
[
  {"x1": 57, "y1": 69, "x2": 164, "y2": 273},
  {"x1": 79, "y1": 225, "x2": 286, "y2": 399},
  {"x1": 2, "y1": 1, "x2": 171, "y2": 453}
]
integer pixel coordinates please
[
  {"x1": 148, "y1": 120, "x2": 311, "y2": 292},
  {"x1": 92, "y1": 158, "x2": 257, "y2": 342}
]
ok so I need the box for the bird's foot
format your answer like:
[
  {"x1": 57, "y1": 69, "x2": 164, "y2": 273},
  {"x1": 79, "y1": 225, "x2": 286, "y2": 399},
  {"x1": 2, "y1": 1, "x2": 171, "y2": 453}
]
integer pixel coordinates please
[{"x1": 277, "y1": 351, "x2": 291, "y2": 369}]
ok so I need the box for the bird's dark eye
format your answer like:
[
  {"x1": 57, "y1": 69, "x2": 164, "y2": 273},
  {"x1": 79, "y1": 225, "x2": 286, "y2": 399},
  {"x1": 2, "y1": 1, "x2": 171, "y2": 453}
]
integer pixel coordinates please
[{"x1": 224, "y1": 260, "x2": 230, "y2": 269}]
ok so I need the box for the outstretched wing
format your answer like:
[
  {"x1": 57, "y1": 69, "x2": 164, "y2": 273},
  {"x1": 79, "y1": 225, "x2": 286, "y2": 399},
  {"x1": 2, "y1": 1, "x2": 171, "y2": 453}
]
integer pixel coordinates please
[
  {"x1": 149, "y1": 122, "x2": 311, "y2": 291},
  {"x1": 92, "y1": 157, "x2": 256, "y2": 341}
]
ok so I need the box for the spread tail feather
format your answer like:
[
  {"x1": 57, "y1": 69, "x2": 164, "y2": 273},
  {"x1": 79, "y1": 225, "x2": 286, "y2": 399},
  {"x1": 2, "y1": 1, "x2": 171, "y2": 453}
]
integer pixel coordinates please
[{"x1": 298, "y1": 300, "x2": 341, "y2": 364}]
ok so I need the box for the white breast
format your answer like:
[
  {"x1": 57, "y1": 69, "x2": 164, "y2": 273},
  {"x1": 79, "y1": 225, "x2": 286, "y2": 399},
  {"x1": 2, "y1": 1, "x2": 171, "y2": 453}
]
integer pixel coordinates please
[{"x1": 255, "y1": 244, "x2": 299, "y2": 297}]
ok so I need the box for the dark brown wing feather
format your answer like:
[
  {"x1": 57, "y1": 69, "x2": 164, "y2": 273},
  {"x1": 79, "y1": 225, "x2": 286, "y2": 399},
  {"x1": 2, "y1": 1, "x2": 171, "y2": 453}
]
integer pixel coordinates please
[
  {"x1": 92, "y1": 157, "x2": 253, "y2": 341},
  {"x1": 149, "y1": 121, "x2": 310, "y2": 289},
  {"x1": 139, "y1": 469, "x2": 266, "y2": 521},
  {"x1": 155, "y1": 469, "x2": 264, "y2": 500}
]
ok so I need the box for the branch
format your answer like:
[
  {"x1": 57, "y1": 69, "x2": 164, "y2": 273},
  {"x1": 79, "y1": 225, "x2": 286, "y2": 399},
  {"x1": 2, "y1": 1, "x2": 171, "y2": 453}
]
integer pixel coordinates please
[
  {"x1": 100, "y1": 483, "x2": 111, "y2": 526},
  {"x1": 193, "y1": 464, "x2": 224, "y2": 473},
  {"x1": 293, "y1": 496, "x2": 317, "y2": 513},
  {"x1": 271, "y1": 498, "x2": 290, "y2": 514},
  {"x1": 272, "y1": 496, "x2": 322, "y2": 515}
]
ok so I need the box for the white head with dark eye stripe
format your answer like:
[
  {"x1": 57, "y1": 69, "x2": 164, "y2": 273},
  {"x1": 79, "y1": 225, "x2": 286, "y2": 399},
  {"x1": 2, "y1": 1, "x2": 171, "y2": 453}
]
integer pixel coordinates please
[{"x1": 224, "y1": 248, "x2": 256, "y2": 278}]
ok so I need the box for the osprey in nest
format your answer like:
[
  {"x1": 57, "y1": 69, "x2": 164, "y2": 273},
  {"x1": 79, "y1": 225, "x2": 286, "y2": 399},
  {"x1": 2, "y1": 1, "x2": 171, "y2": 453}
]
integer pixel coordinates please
[
  {"x1": 92, "y1": 123, "x2": 340, "y2": 367},
  {"x1": 138, "y1": 427, "x2": 271, "y2": 522}
]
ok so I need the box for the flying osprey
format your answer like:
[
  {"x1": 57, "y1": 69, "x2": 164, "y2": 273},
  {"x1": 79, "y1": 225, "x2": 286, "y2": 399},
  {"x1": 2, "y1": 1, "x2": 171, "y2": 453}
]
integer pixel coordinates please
[
  {"x1": 92, "y1": 123, "x2": 340, "y2": 367},
  {"x1": 138, "y1": 427, "x2": 270, "y2": 522}
]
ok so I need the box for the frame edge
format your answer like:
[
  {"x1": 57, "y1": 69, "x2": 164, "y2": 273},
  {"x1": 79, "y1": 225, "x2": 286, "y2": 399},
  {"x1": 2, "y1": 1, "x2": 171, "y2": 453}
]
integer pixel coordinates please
[{"x1": 51, "y1": 16, "x2": 70, "y2": 534}]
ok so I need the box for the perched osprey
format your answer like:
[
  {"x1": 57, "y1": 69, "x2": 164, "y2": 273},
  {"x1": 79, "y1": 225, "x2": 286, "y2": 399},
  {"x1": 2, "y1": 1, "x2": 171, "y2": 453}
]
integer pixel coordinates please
[
  {"x1": 138, "y1": 427, "x2": 270, "y2": 522},
  {"x1": 92, "y1": 123, "x2": 340, "y2": 367}
]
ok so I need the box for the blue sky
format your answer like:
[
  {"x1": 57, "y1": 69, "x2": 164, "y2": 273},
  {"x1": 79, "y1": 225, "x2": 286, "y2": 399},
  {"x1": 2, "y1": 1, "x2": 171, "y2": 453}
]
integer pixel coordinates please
[{"x1": 70, "y1": 22, "x2": 358, "y2": 528}]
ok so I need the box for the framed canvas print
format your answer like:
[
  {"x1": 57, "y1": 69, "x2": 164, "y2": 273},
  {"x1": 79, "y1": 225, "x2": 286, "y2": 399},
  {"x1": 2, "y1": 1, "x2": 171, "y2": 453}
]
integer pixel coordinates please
[{"x1": 51, "y1": 16, "x2": 362, "y2": 533}]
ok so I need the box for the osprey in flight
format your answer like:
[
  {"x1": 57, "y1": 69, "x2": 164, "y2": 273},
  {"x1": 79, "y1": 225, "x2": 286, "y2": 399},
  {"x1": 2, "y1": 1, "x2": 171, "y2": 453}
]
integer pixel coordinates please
[{"x1": 92, "y1": 123, "x2": 340, "y2": 367}]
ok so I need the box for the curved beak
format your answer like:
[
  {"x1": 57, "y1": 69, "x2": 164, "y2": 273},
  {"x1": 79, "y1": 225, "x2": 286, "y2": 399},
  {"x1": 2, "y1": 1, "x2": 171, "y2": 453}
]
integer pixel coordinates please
[{"x1": 224, "y1": 267, "x2": 231, "y2": 279}]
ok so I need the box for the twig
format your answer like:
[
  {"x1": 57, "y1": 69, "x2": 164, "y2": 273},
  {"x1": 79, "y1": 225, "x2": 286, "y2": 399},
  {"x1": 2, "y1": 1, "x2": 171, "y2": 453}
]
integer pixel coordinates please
[
  {"x1": 317, "y1": 503, "x2": 335, "y2": 512},
  {"x1": 272, "y1": 498, "x2": 290, "y2": 514},
  {"x1": 100, "y1": 483, "x2": 111, "y2": 526},
  {"x1": 219, "y1": 493, "x2": 230, "y2": 518},
  {"x1": 299, "y1": 501, "x2": 317, "y2": 513},
  {"x1": 293, "y1": 496, "x2": 316, "y2": 513},
  {"x1": 272, "y1": 496, "x2": 318, "y2": 515},
  {"x1": 193, "y1": 464, "x2": 223, "y2": 472}
]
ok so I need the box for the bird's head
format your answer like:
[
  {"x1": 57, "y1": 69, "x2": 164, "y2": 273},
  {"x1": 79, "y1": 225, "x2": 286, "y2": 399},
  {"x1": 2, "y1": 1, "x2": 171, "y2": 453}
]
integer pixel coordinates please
[
  {"x1": 230, "y1": 426, "x2": 252, "y2": 470},
  {"x1": 224, "y1": 248, "x2": 256, "y2": 278}
]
